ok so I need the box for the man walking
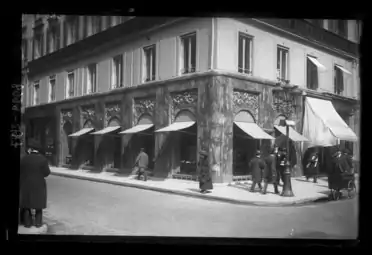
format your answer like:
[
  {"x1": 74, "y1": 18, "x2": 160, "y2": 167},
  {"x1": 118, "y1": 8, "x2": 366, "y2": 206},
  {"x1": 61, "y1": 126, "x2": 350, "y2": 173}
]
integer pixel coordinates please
[
  {"x1": 19, "y1": 143, "x2": 51, "y2": 228},
  {"x1": 198, "y1": 149, "x2": 213, "y2": 194},
  {"x1": 305, "y1": 147, "x2": 320, "y2": 183},
  {"x1": 263, "y1": 148, "x2": 280, "y2": 195},
  {"x1": 135, "y1": 148, "x2": 149, "y2": 181},
  {"x1": 249, "y1": 150, "x2": 266, "y2": 193},
  {"x1": 277, "y1": 148, "x2": 287, "y2": 185}
]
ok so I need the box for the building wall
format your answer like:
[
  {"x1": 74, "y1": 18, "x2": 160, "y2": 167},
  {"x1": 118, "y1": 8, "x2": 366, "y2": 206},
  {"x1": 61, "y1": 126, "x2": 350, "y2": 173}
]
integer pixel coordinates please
[
  {"x1": 215, "y1": 18, "x2": 358, "y2": 99},
  {"x1": 27, "y1": 18, "x2": 212, "y2": 107}
]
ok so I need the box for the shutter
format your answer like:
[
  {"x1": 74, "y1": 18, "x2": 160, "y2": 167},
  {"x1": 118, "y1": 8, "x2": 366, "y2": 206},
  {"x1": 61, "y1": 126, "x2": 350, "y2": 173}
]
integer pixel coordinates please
[
  {"x1": 152, "y1": 47, "x2": 156, "y2": 79},
  {"x1": 334, "y1": 67, "x2": 337, "y2": 94},
  {"x1": 339, "y1": 68, "x2": 344, "y2": 93},
  {"x1": 306, "y1": 58, "x2": 311, "y2": 88},
  {"x1": 313, "y1": 63, "x2": 318, "y2": 90},
  {"x1": 98, "y1": 59, "x2": 111, "y2": 93}
]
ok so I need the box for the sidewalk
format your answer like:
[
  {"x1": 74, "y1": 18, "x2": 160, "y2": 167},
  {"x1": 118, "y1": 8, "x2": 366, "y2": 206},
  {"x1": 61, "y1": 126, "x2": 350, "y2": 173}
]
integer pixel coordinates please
[
  {"x1": 18, "y1": 224, "x2": 48, "y2": 235},
  {"x1": 49, "y1": 166, "x2": 343, "y2": 207}
]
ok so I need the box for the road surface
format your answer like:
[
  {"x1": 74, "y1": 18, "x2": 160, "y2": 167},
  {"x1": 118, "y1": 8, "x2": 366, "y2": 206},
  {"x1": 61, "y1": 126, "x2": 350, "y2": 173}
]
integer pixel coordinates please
[{"x1": 41, "y1": 175, "x2": 358, "y2": 238}]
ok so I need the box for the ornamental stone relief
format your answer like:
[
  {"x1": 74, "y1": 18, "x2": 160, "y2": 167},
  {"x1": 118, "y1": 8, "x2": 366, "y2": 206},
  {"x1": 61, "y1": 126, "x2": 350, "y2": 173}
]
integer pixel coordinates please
[
  {"x1": 133, "y1": 98, "x2": 155, "y2": 124},
  {"x1": 232, "y1": 90, "x2": 259, "y2": 121},
  {"x1": 171, "y1": 90, "x2": 198, "y2": 122},
  {"x1": 60, "y1": 110, "x2": 73, "y2": 127},
  {"x1": 271, "y1": 92, "x2": 295, "y2": 118},
  {"x1": 81, "y1": 106, "x2": 96, "y2": 126},
  {"x1": 105, "y1": 103, "x2": 121, "y2": 127}
]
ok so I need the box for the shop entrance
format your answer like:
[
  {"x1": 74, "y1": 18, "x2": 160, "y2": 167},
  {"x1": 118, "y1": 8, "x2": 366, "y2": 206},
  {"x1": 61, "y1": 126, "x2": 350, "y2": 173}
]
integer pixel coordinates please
[
  {"x1": 179, "y1": 123, "x2": 197, "y2": 175},
  {"x1": 77, "y1": 120, "x2": 95, "y2": 167}
]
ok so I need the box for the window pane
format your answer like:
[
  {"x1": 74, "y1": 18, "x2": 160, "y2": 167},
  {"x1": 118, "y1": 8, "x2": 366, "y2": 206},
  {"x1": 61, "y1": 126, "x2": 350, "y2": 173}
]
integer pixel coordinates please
[
  {"x1": 277, "y1": 48, "x2": 281, "y2": 70},
  {"x1": 281, "y1": 50, "x2": 287, "y2": 79},
  {"x1": 244, "y1": 38, "x2": 250, "y2": 73},
  {"x1": 307, "y1": 59, "x2": 311, "y2": 88},
  {"x1": 191, "y1": 34, "x2": 196, "y2": 71},
  {"x1": 183, "y1": 37, "x2": 189, "y2": 72},
  {"x1": 152, "y1": 47, "x2": 156, "y2": 79},
  {"x1": 238, "y1": 35, "x2": 243, "y2": 71}
]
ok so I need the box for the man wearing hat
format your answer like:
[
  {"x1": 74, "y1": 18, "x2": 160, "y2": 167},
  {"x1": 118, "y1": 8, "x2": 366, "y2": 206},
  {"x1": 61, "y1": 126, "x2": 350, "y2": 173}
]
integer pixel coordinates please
[
  {"x1": 19, "y1": 142, "x2": 51, "y2": 228},
  {"x1": 305, "y1": 147, "x2": 320, "y2": 183},
  {"x1": 263, "y1": 148, "x2": 280, "y2": 195},
  {"x1": 276, "y1": 148, "x2": 287, "y2": 185},
  {"x1": 198, "y1": 149, "x2": 213, "y2": 193},
  {"x1": 134, "y1": 148, "x2": 149, "y2": 181},
  {"x1": 249, "y1": 150, "x2": 266, "y2": 192}
]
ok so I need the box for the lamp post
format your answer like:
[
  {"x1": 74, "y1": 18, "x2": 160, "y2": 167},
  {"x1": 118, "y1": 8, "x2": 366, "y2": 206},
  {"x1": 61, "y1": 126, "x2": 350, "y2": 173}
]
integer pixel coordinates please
[{"x1": 273, "y1": 82, "x2": 302, "y2": 197}]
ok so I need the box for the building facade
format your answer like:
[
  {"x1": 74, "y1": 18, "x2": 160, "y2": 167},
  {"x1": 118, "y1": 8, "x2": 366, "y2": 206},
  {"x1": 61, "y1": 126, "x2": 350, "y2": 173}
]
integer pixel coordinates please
[{"x1": 22, "y1": 16, "x2": 361, "y2": 183}]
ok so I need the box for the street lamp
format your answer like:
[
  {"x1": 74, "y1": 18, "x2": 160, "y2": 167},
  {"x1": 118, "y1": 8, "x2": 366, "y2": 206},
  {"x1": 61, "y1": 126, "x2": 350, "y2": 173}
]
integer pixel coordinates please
[{"x1": 273, "y1": 82, "x2": 302, "y2": 197}]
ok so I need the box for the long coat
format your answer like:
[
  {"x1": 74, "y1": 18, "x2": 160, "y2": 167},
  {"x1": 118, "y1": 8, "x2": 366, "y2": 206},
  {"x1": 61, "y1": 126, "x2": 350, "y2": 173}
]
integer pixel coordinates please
[
  {"x1": 249, "y1": 156, "x2": 266, "y2": 182},
  {"x1": 135, "y1": 152, "x2": 149, "y2": 168},
  {"x1": 198, "y1": 158, "x2": 213, "y2": 190},
  {"x1": 263, "y1": 154, "x2": 277, "y2": 183},
  {"x1": 305, "y1": 152, "x2": 319, "y2": 176},
  {"x1": 20, "y1": 153, "x2": 51, "y2": 209}
]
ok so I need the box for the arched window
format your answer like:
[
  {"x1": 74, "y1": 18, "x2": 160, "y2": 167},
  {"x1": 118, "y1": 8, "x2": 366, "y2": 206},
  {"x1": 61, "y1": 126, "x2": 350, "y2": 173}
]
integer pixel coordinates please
[
  {"x1": 234, "y1": 110, "x2": 255, "y2": 123},
  {"x1": 175, "y1": 110, "x2": 196, "y2": 122}
]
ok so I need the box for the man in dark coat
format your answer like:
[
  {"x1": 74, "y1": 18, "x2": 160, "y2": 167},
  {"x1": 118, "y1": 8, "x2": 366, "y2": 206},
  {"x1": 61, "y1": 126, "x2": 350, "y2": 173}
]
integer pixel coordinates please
[
  {"x1": 249, "y1": 150, "x2": 266, "y2": 192},
  {"x1": 198, "y1": 150, "x2": 213, "y2": 193},
  {"x1": 20, "y1": 145, "x2": 51, "y2": 228},
  {"x1": 305, "y1": 147, "x2": 320, "y2": 183},
  {"x1": 263, "y1": 148, "x2": 280, "y2": 195},
  {"x1": 135, "y1": 148, "x2": 149, "y2": 181},
  {"x1": 342, "y1": 149, "x2": 354, "y2": 172},
  {"x1": 276, "y1": 148, "x2": 287, "y2": 185}
]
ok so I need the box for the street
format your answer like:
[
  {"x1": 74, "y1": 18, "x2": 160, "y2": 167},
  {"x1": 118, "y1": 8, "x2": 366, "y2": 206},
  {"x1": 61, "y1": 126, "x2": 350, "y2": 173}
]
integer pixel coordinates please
[{"x1": 42, "y1": 175, "x2": 358, "y2": 238}]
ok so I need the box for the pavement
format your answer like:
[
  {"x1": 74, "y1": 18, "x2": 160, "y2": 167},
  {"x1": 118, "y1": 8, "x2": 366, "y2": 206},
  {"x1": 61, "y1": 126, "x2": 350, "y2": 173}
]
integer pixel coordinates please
[
  {"x1": 24, "y1": 175, "x2": 358, "y2": 237},
  {"x1": 48, "y1": 166, "x2": 359, "y2": 207}
]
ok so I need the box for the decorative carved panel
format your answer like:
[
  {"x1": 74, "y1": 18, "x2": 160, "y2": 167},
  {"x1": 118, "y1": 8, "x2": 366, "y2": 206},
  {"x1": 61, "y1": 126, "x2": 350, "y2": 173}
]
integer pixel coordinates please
[
  {"x1": 133, "y1": 98, "x2": 155, "y2": 125},
  {"x1": 81, "y1": 106, "x2": 96, "y2": 127},
  {"x1": 105, "y1": 103, "x2": 121, "y2": 127},
  {"x1": 232, "y1": 90, "x2": 259, "y2": 121},
  {"x1": 272, "y1": 92, "x2": 295, "y2": 118},
  {"x1": 60, "y1": 110, "x2": 73, "y2": 128},
  {"x1": 171, "y1": 90, "x2": 198, "y2": 122}
]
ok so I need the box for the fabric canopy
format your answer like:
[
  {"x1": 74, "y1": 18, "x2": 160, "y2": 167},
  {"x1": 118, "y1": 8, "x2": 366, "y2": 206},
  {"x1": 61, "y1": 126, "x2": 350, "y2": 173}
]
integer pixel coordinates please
[
  {"x1": 274, "y1": 125, "x2": 308, "y2": 142},
  {"x1": 119, "y1": 124, "x2": 154, "y2": 134},
  {"x1": 307, "y1": 56, "x2": 327, "y2": 72},
  {"x1": 155, "y1": 121, "x2": 195, "y2": 132},
  {"x1": 91, "y1": 126, "x2": 121, "y2": 135},
  {"x1": 234, "y1": 122, "x2": 275, "y2": 140},
  {"x1": 303, "y1": 97, "x2": 358, "y2": 147},
  {"x1": 335, "y1": 65, "x2": 352, "y2": 75},
  {"x1": 69, "y1": 128, "x2": 94, "y2": 137}
]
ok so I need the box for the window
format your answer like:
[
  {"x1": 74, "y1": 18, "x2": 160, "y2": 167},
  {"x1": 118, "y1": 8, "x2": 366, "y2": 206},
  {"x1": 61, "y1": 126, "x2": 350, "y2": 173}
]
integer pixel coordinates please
[
  {"x1": 328, "y1": 20, "x2": 348, "y2": 38},
  {"x1": 49, "y1": 75, "x2": 56, "y2": 102},
  {"x1": 111, "y1": 55, "x2": 123, "y2": 88},
  {"x1": 334, "y1": 65, "x2": 344, "y2": 95},
  {"x1": 86, "y1": 64, "x2": 97, "y2": 94},
  {"x1": 277, "y1": 46, "x2": 289, "y2": 81},
  {"x1": 143, "y1": 45, "x2": 156, "y2": 82},
  {"x1": 47, "y1": 25, "x2": 60, "y2": 53},
  {"x1": 238, "y1": 33, "x2": 253, "y2": 75},
  {"x1": 66, "y1": 71, "x2": 75, "y2": 98},
  {"x1": 65, "y1": 16, "x2": 78, "y2": 46},
  {"x1": 180, "y1": 33, "x2": 196, "y2": 74},
  {"x1": 307, "y1": 56, "x2": 319, "y2": 90},
  {"x1": 92, "y1": 16, "x2": 101, "y2": 34},
  {"x1": 33, "y1": 82, "x2": 40, "y2": 105},
  {"x1": 84, "y1": 16, "x2": 93, "y2": 37},
  {"x1": 33, "y1": 31, "x2": 44, "y2": 59}
]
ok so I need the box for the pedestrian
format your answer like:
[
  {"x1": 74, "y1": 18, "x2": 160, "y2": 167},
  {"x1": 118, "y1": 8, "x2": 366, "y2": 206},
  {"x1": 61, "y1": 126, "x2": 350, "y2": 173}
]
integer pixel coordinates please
[
  {"x1": 249, "y1": 150, "x2": 266, "y2": 193},
  {"x1": 263, "y1": 148, "x2": 280, "y2": 195},
  {"x1": 342, "y1": 148, "x2": 354, "y2": 173},
  {"x1": 19, "y1": 143, "x2": 51, "y2": 228},
  {"x1": 198, "y1": 149, "x2": 213, "y2": 194},
  {"x1": 134, "y1": 148, "x2": 149, "y2": 181},
  {"x1": 305, "y1": 147, "x2": 320, "y2": 183},
  {"x1": 277, "y1": 148, "x2": 287, "y2": 185}
]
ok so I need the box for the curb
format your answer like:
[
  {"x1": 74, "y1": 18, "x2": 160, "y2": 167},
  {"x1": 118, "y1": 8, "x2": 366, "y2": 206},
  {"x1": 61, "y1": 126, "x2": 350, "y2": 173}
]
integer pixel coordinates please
[{"x1": 51, "y1": 172, "x2": 329, "y2": 207}]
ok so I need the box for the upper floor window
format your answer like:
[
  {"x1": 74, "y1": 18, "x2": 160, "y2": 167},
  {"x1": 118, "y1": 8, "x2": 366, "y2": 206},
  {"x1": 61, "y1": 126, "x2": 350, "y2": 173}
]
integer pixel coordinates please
[
  {"x1": 47, "y1": 24, "x2": 60, "y2": 53},
  {"x1": 65, "y1": 16, "x2": 78, "y2": 46},
  {"x1": 143, "y1": 45, "x2": 156, "y2": 82},
  {"x1": 86, "y1": 64, "x2": 97, "y2": 94},
  {"x1": 305, "y1": 19, "x2": 324, "y2": 27},
  {"x1": 328, "y1": 20, "x2": 348, "y2": 38},
  {"x1": 109, "y1": 16, "x2": 122, "y2": 27},
  {"x1": 277, "y1": 46, "x2": 289, "y2": 81},
  {"x1": 111, "y1": 55, "x2": 123, "y2": 88},
  {"x1": 49, "y1": 75, "x2": 56, "y2": 102},
  {"x1": 84, "y1": 16, "x2": 93, "y2": 37},
  {"x1": 33, "y1": 30, "x2": 44, "y2": 59},
  {"x1": 238, "y1": 33, "x2": 253, "y2": 75},
  {"x1": 334, "y1": 64, "x2": 352, "y2": 95},
  {"x1": 306, "y1": 56, "x2": 319, "y2": 90},
  {"x1": 33, "y1": 81, "x2": 40, "y2": 105},
  {"x1": 180, "y1": 32, "x2": 196, "y2": 74},
  {"x1": 66, "y1": 71, "x2": 75, "y2": 98},
  {"x1": 92, "y1": 16, "x2": 101, "y2": 34}
]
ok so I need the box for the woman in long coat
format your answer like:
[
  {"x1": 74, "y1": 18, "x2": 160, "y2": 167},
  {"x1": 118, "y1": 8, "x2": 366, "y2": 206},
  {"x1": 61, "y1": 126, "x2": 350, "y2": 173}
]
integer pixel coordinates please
[
  {"x1": 20, "y1": 146, "x2": 51, "y2": 228},
  {"x1": 305, "y1": 147, "x2": 320, "y2": 183},
  {"x1": 198, "y1": 150, "x2": 213, "y2": 193},
  {"x1": 249, "y1": 150, "x2": 266, "y2": 192}
]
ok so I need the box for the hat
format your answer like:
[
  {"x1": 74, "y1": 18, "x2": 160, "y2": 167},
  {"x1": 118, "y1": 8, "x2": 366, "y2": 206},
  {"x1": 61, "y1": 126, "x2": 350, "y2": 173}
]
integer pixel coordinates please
[
  {"x1": 199, "y1": 150, "x2": 208, "y2": 156},
  {"x1": 27, "y1": 139, "x2": 41, "y2": 152},
  {"x1": 255, "y1": 150, "x2": 261, "y2": 156}
]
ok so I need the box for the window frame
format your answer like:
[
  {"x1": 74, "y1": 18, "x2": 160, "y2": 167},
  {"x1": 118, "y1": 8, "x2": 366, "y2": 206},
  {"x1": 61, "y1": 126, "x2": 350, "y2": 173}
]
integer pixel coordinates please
[
  {"x1": 334, "y1": 65, "x2": 345, "y2": 95},
  {"x1": 306, "y1": 55, "x2": 319, "y2": 90},
  {"x1": 66, "y1": 70, "x2": 75, "y2": 99},
  {"x1": 49, "y1": 75, "x2": 56, "y2": 102},
  {"x1": 277, "y1": 45, "x2": 289, "y2": 81},
  {"x1": 238, "y1": 32, "x2": 253, "y2": 75},
  {"x1": 33, "y1": 30, "x2": 44, "y2": 60},
  {"x1": 180, "y1": 32, "x2": 197, "y2": 75},
  {"x1": 143, "y1": 44, "x2": 157, "y2": 82},
  {"x1": 111, "y1": 55, "x2": 124, "y2": 89},
  {"x1": 33, "y1": 81, "x2": 40, "y2": 105},
  {"x1": 86, "y1": 64, "x2": 97, "y2": 94}
]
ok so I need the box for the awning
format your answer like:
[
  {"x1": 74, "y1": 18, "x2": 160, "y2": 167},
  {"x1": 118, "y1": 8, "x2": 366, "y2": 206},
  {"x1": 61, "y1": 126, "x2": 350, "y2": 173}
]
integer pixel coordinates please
[
  {"x1": 303, "y1": 97, "x2": 358, "y2": 147},
  {"x1": 307, "y1": 56, "x2": 327, "y2": 72},
  {"x1": 155, "y1": 121, "x2": 195, "y2": 132},
  {"x1": 91, "y1": 126, "x2": 121, "y2": 135},
  {"x1": 274, "y1": 125, "x2": 308, "y2": 142},
  {"x1": 69, "y1": 128, "x2": 94, "y2": 137},
  {"x1": 234, "y1": 122, "x2": 275, "y2": 140},
  {"x1": 119, "y1": 124, "x2": 154, "y2": 134},
  {"x1": 335, "y1": 64, "x2": 352, "y2": 75}
]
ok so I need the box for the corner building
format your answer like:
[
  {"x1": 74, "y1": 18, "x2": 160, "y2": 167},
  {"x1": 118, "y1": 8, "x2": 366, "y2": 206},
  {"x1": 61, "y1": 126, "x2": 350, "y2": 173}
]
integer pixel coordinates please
[{"x1": 22, "y1": 16, "x2": 361, "y2": 183}]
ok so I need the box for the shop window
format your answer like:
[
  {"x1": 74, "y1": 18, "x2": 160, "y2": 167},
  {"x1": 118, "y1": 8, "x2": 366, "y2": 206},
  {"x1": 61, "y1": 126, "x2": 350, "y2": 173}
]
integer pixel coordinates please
[
  {"x1": 49, "y1": 75, "x2": 56, "y2": 102},
  {"x1": 238, "y1": 33, "x2": 253, "y2": 75},
  {"x1": 66, "y1": 71, "x2": 75, "y2": 98},
  {"x1": 306, "y1": 55, "x2": 319, "y2": 90},
  {"x1": 111, "y1": 55, "x2": 123, "y2": 88},
  {"x1": 334, "y1": 65, "x2": 344, "y2": 95},
  {"x1": 86, "y1": 63, "x2": 97, "y2": 94},
  {"x1": 180, "y1": 32, "x2": 196, "y2": 74},
  {"x1": 143, "y1": 45, "x2": 156, "y2": 82},
  {"x1": 277, "y1": 46, "x2": 289, "y2": 81}
]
